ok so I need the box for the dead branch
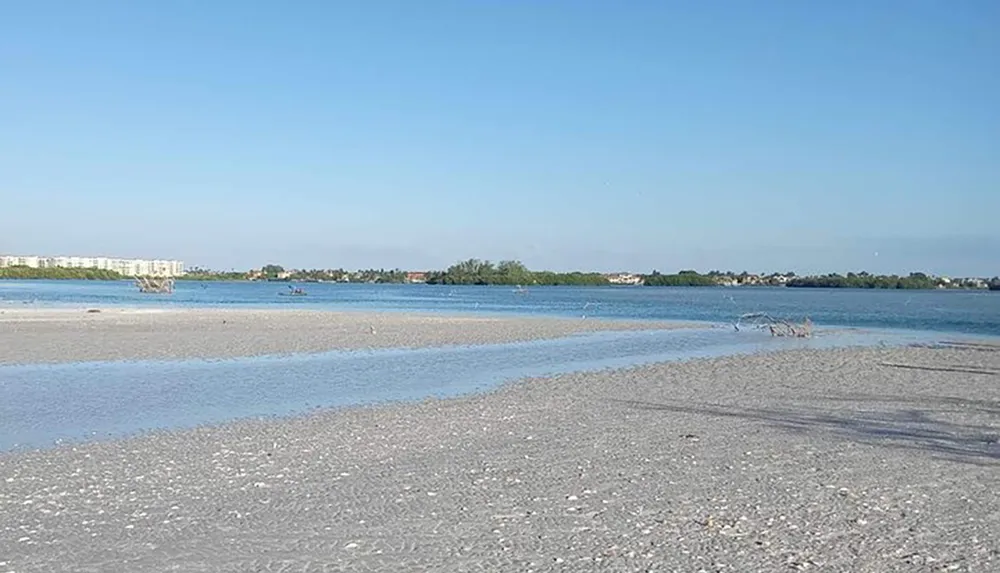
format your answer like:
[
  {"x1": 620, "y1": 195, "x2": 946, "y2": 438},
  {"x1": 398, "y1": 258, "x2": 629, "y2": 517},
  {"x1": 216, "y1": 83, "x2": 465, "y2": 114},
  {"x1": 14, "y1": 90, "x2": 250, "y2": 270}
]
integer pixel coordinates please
[
  {"x1": 734, "y1": 312, "x2": 812, "y2": 338},
  {"x1": 135, "y1": 276, "x2": 175, "y2": 294}
]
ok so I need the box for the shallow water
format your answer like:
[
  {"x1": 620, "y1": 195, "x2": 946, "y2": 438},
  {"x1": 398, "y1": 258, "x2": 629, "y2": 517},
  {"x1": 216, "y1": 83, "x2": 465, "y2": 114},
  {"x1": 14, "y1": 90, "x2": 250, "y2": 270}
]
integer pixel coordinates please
[
  {"x1": 2, "y1": 280, "x2": 998, "y2": 336},
  {"x1": 0, "y1": 326, "x2": 973, "y2": 452}
]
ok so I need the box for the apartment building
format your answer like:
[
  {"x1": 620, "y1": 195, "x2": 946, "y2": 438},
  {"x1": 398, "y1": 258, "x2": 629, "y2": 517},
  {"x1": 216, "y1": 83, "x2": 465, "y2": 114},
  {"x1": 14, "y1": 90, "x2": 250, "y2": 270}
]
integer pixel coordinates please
[{"x1": 0, "y1": 254, "x2": 185, "y2": 277}]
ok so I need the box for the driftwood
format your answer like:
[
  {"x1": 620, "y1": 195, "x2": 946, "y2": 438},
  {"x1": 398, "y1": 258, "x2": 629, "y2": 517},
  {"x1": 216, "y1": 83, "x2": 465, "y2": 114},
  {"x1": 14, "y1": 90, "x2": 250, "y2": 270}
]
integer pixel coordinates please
[
  {"x1": 734, "y1": 312, "x2": 812, "y2": 338},
  {"x1": 136, "y1": 277, "x2": 175, "y2": 294}
]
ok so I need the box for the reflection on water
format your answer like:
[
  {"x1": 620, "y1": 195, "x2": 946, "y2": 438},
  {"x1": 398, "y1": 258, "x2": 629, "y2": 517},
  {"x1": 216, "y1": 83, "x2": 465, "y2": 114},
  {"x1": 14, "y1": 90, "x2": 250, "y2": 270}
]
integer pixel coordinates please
[{"x1": 0, "y1": 327, "x2": 973, "y2": 451}]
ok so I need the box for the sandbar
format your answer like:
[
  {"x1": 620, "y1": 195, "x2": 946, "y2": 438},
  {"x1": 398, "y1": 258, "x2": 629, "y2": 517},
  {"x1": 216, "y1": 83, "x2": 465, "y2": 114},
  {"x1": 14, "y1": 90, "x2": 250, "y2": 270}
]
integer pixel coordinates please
[
  {"x1": 1, "y1": 343, "x2": 997, "y2": 571},
  {"x1": 0, "y1": 307, "x2": 695, "y2": 364}
]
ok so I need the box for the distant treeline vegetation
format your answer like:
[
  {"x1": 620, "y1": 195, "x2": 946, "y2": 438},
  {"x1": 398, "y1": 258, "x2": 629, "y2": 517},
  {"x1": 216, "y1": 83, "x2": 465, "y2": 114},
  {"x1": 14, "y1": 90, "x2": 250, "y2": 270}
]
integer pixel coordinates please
[
  {"x1": 786, "y1": 272, "x2": 939, "y2": 289},
  {"x1": 6, "y1": 261, "x2": 997, "y2": 291},
  {"x1": 184, "y1": 261, "x2": 608, "y2": 285},
  {"x1": 0, "y1": 266, "x2": 125, "y2": 280},
  {"x1": 177, "y1": 268, "x2": 247, "y2": 281},
  {"x1": 296, "y1": 268, "x2": 408, "y2": 284},
  {"x1": 179, "y1": 266, "x2": 410, "y2": 283},
  {"x1": 252, "y1": 265, "x2": 410, "y2": 283},
  {"x1": 643, "y1": 270, "x2": 719, "y2": 287},
  {"x1": 425, "y1": 259, "x2": 608, "y2": 286}
]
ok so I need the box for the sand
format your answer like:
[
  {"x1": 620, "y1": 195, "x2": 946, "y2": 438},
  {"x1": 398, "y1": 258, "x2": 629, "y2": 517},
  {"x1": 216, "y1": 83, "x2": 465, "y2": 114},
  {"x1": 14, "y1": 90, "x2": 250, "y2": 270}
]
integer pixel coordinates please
[
  {"x1": 1, "y1": 339, "x2": 997, "y2": 572},
  {"x1": 0, "y1": 308, "x2": 694, "y2": 365}
]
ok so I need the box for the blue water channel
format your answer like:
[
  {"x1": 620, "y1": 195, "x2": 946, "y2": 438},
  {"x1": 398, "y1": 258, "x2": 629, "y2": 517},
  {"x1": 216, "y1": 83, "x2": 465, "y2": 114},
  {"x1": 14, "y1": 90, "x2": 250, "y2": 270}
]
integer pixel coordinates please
[
  {"x1": 2, "y1": 280, "x2": 999, "y2": 336},
  {"x1": 0, "y1": 326, "x2": 972, "y2": 452}
]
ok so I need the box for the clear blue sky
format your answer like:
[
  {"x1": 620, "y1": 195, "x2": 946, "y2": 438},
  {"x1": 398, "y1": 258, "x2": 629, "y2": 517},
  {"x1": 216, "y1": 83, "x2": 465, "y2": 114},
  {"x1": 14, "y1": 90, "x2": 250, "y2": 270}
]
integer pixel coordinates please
[{"x1": 1, "y1": 1, "x2": 997, "y2": 275}]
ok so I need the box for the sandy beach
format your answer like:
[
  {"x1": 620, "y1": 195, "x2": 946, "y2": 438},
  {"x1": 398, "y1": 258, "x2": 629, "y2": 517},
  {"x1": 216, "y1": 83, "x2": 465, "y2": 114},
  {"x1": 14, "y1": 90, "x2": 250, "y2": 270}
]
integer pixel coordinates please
[
  {"x1": 0, "y1": 308, "x2": 693, "y2": 365},
  {"x1": 1, "y1": 320, "x2": 997, "y2": 572}
]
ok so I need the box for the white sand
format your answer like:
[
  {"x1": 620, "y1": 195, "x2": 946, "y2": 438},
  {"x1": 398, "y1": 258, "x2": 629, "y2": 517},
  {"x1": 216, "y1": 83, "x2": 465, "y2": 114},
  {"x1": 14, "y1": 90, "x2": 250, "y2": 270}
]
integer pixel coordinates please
[
  {"x1": 1, "y1": 338, "x2": 997, "y2": 572},
  {"x1": 0, "y1": 307, "x2": 696, "y2": 364}
]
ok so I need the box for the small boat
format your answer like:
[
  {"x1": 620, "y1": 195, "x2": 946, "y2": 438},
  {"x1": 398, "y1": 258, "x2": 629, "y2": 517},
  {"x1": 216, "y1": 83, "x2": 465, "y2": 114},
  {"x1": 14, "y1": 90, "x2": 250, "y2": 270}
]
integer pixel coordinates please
[
  {"x1": 279, "y1": 285, "x2": 307, "y2": 296},
  {"x1": 513, "y1": 284, "x2": 528, "y2": 295}
]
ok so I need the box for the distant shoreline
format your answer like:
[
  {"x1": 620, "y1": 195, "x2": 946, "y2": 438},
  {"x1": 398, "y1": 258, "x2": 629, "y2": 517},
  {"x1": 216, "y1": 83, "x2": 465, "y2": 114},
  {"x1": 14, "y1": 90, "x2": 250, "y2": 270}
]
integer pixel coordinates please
[
  {"x1": 2, "y1": 259, "x2": 998, "y2": 290},
  {"x1": 2, "y1": 275, "x2": 997, "y2": 291}
]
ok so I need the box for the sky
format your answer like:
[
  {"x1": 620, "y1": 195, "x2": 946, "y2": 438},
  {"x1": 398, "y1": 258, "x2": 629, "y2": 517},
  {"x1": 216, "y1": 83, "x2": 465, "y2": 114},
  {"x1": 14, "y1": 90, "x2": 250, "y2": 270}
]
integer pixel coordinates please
[{"x1": 1, "y1": 1, "x2": 997, "y2": 275}]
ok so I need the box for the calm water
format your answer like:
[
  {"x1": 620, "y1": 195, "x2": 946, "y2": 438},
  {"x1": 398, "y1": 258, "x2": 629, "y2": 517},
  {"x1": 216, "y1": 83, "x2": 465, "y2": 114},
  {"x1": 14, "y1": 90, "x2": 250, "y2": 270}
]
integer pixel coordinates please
[
  {"x1": 0, "y1": 326, "x2": 971, "y2": 452},
  {"x1": 1, "y1": 280, "x2": 998, "y2": 451},
  {"x1": 1, "y1": 279, "x2": 998, "y2": 335}
]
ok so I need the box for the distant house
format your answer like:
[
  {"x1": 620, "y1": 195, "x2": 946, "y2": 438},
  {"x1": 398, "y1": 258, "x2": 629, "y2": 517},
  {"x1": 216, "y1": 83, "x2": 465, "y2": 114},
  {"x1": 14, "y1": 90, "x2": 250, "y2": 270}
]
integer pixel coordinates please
[
  {"x1": 606, "y1": 273, "x2": 643, "y2": 285},
  {"x1": 406, "y1": 271, "x2": 427, "y2": 284}
]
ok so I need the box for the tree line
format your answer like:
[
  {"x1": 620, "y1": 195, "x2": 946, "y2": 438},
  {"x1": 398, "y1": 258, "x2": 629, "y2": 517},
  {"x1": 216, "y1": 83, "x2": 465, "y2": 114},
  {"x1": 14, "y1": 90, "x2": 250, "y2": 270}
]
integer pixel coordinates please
[
  {"x1": 239, "y1": 265, "x2": 409, "y2": 283},
  {"x1": 178, "y1": 267, "x2": 247, "y2": 281},
  {"x1": 424, "y1": 259, "x2": 608, "y2": 286},
  {"x1": 0, "y1": 266, "x2": 125, "y2": 280},
  {"x1": 786, "y1": 272, "x2": 939, "y2": 289},
  {"x1": 643, "y1": 270, "x2": 719, "y2": 287},
  {"x1": 5, "y1": 261, "x2": 997, "y2": 291}
]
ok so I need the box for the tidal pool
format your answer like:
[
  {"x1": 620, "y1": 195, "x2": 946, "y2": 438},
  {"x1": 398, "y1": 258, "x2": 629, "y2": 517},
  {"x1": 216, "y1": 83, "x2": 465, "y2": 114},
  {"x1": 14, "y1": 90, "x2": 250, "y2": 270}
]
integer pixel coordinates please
[{"x1": 0, "y1": 326, "x2": 966, "y2": 451}]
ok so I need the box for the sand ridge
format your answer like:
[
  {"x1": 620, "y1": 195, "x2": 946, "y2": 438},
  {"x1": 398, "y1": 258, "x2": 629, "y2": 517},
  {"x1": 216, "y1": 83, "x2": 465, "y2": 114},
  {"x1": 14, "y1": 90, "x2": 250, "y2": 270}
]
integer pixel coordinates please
[{"x1": 0, "y1": 308, "x2": 697, "y2": 365}]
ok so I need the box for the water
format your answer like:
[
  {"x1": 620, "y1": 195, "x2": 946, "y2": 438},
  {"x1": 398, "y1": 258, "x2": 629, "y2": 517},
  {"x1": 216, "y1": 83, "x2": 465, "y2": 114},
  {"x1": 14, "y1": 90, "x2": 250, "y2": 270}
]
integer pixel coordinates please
[
  {"x1": 1, "y1": 280, "x2": 998, "y2": 451},
  {"x1": 0, "y1": 326, "x2": 970, "y2": 452},
  {"x1": 1, "y1": 280, "x2": 999, "y2": 335}
]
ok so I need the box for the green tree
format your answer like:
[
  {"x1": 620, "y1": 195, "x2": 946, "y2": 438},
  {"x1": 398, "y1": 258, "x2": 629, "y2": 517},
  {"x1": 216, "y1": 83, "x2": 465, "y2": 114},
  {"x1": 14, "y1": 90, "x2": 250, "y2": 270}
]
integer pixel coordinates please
[
  {"x1": 786, "y1": 272, "x2": 939, "y2": 289},
  {"x1": 643, "y1": 271, "x2": 718, "y2": 286},
  {"x1": 425, "y1": 259, "x2": 609, "y2": 286},
  {"x1": 497, "y1": 260, "x2": 529, "y2": 284},
  {"x1": 261, "y1": 264, "x2": 285, "y2": 279}
]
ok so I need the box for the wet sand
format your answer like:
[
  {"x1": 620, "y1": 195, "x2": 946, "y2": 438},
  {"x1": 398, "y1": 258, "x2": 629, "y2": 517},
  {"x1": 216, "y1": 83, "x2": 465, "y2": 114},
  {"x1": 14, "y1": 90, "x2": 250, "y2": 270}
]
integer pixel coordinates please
[
  {"x1": 0, "y1": 308, "x2": 694, "y2": 365},
  {"x1": 1, "y1": 341, "x2": 997, "y2": 572}
]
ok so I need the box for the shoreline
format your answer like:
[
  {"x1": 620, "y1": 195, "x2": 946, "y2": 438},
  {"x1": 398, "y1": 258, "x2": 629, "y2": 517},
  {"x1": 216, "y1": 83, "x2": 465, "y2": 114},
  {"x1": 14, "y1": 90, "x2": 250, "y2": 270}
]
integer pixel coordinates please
[
  {"x1": 3, "y1": 306, "x2": 996, "y2": 368},
  {"x1": 0, "y1": 307, "x2": 703, "y2": 365},
  {"x1": 1, "y1": 344, "x2": 997, "y2": 571},
  {"x1": 2, "y1": 275, "x2": 997, "y2": 290}
]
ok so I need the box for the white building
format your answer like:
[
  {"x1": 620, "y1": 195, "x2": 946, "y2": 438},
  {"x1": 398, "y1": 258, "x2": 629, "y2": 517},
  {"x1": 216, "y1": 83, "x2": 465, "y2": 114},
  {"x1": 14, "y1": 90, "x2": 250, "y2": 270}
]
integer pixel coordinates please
[
  {"x1": 606, "y1": 273, "x2": 644, "y2": 285},
  {"x1": 0, "y1": 255, "x2": 41, "y2": 268},
  {"x1": 0, "y1": 254, "x2": 185, "y2": 277}
]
